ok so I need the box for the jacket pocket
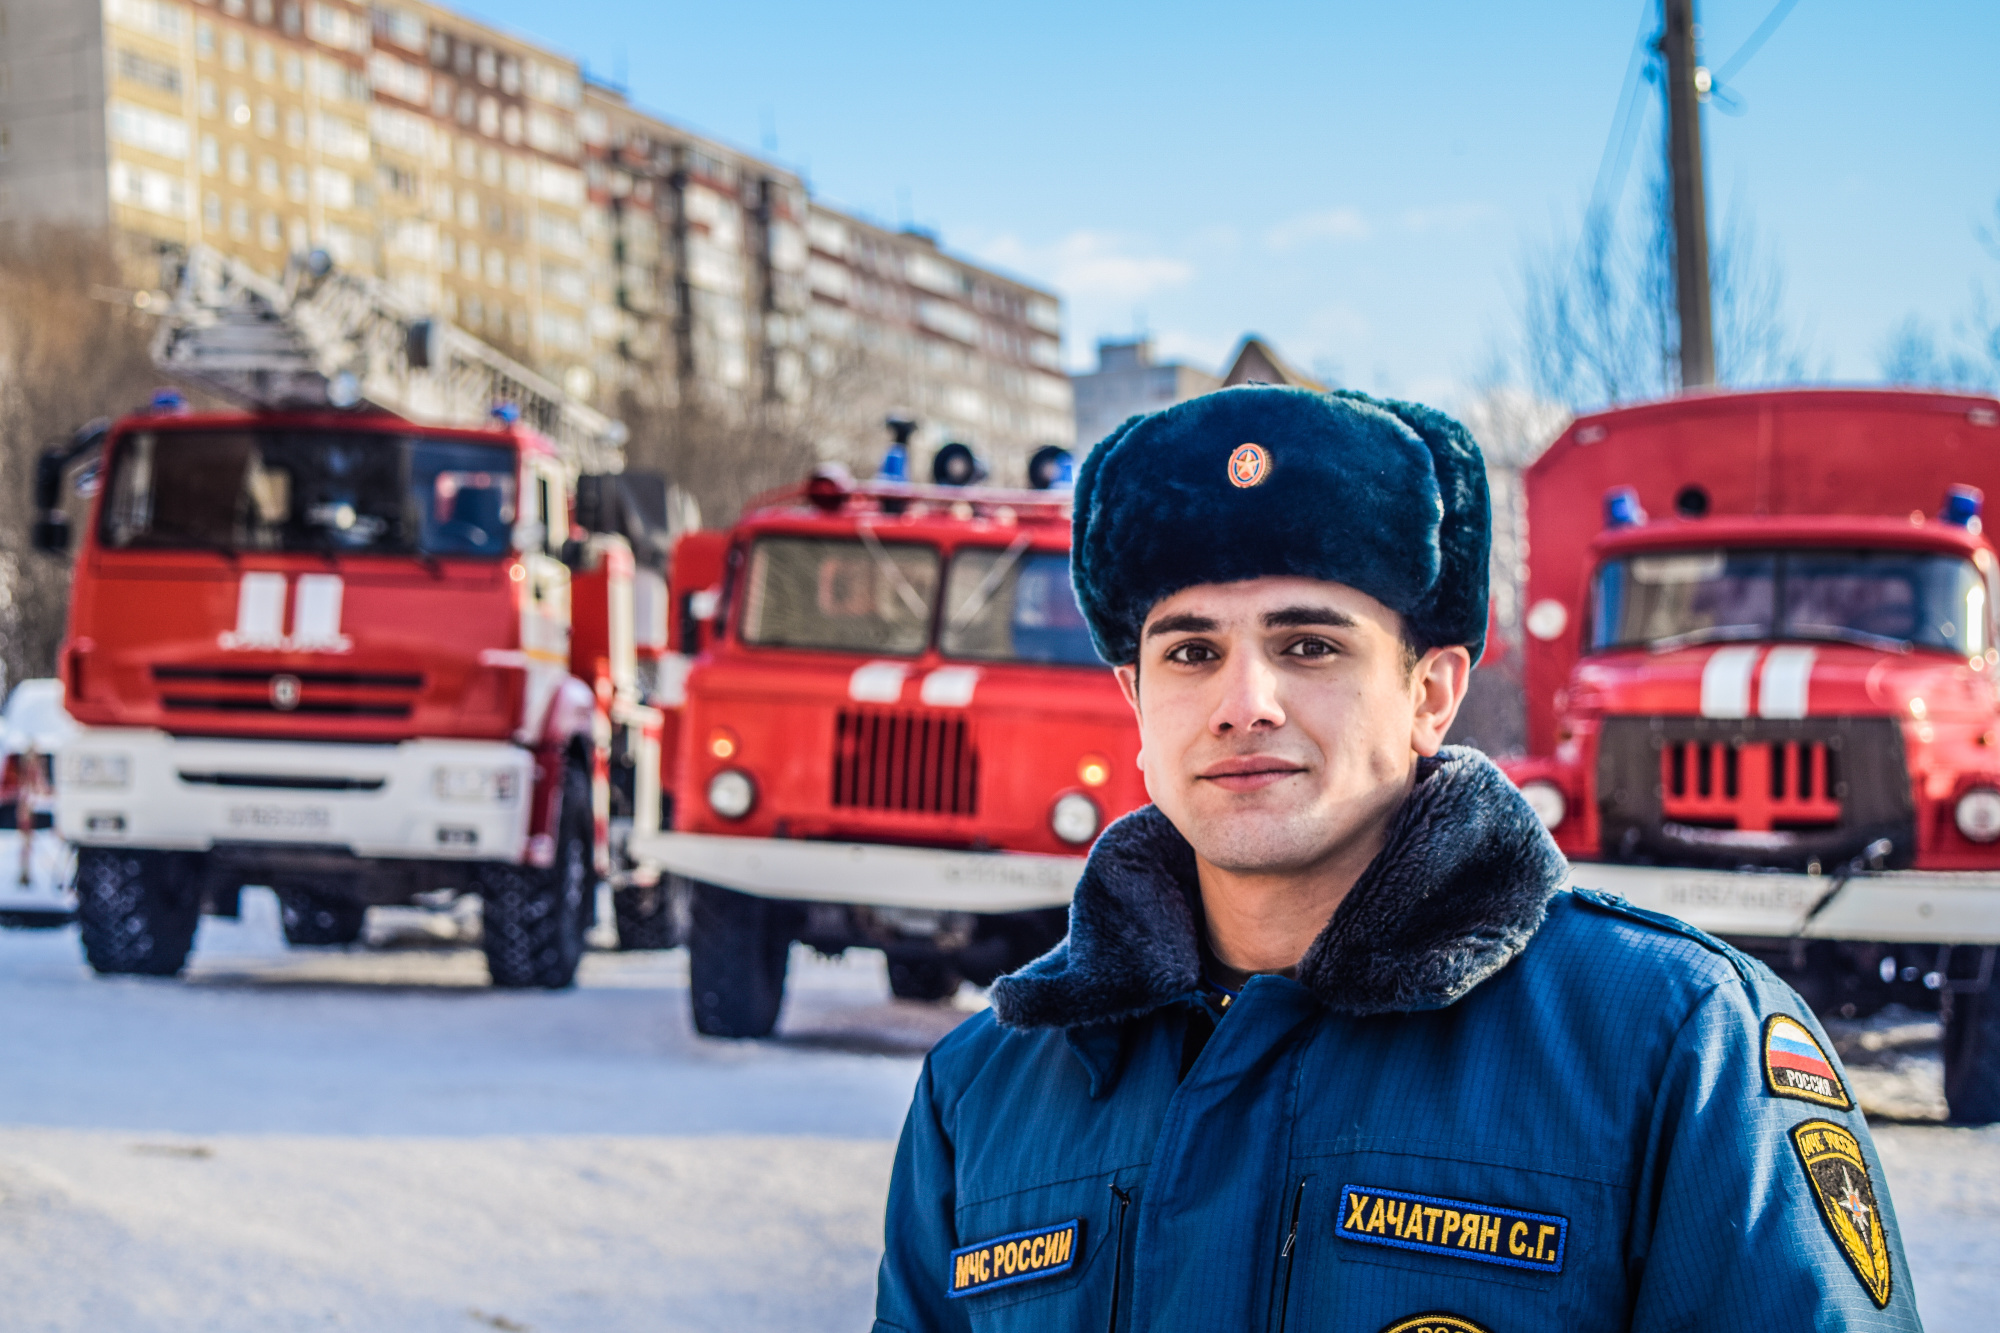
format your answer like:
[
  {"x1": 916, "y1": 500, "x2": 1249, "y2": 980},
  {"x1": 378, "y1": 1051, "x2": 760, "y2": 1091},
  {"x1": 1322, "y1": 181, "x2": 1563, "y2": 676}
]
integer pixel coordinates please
[
  {"x1": 1276, "y1": 1149, "x2": 1626, "y2": 1333},
  {"x1": 952, "y1": 1168, "x2": 1145, "y2": 1333}
]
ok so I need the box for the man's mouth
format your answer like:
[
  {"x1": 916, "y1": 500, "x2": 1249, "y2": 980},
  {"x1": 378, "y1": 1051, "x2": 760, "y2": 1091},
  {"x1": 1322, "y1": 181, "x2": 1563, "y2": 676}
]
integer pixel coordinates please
[{"x1": 1197, "y1": 756, "x2": 1308, "y2": 793}]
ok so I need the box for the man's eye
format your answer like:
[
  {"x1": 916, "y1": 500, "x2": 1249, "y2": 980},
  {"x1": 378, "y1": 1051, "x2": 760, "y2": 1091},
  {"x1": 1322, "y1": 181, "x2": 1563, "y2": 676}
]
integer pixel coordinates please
[
  {"x1": 1165, "y1": 642, "x2": 1217, "y2": 665},
  {"x1": 1286, "y1": 637, "x2": 1337, "y2": 658}
]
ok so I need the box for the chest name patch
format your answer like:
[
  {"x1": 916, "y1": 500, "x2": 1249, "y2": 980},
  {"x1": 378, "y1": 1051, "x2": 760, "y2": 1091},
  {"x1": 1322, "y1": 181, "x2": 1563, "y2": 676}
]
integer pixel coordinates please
[
  {"x1": 1792, "y1": 1120, "x2": 1892, "y2": 1308},
  {"x1": 1339, "y1": 1184, "x2": 1567, "y2": 1274},
  {"x1": 1378, "y1": 1316, "x2": 1493, "y2": 1333},
  {"x1": 1763, "y1": 1014, "x2": 1852, "y2": 1110},
  {"x1": 947, "y1": 1219, "x2": 1081, "y2": 1299}
]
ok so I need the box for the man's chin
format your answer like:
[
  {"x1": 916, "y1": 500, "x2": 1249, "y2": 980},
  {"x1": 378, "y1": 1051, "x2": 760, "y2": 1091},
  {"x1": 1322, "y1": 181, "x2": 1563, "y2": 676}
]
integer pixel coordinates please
[{"x1": 1176, "y1": 808, "x2": 1342, "y2": 878}]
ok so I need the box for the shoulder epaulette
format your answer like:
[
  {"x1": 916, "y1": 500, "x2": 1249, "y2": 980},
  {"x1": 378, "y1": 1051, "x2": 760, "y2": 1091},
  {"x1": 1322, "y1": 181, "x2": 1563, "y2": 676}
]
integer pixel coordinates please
[{"x1": 1567, "y1": 886, "x2": 1762, "y2": 986}]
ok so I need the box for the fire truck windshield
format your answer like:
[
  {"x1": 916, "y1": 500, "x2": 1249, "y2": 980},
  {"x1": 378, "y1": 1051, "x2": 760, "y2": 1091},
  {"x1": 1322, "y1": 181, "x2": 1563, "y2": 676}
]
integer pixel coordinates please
[
  {"x1": 98, "y1": 428, "x2": 518, "y2": 558},
  {"x1": 941, "y1": 546, "x2": 1102, "y2": 665},
  {"x1": 1592, "y1": 547, "x2": 1991, "y2": 657},
  {"x1": 741, "y1": 534, "x2": 938, "y2": 655}
]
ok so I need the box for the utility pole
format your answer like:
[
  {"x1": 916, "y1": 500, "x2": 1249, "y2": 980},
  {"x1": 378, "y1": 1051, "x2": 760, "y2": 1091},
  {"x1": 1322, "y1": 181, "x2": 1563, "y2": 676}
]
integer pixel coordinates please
[{"x1": 1660, "y1": 0, "x2": 1715, "y2": 389}]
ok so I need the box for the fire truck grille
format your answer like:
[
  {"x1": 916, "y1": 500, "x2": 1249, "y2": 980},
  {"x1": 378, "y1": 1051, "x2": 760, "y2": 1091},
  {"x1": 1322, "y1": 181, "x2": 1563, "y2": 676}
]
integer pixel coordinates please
[
  {"x1": 151, "y1": 667, "x2": 423, "y2": 720},
  {"x1": 1658, "y1": 739, "x2": 1842, "y2": 830},
  {"x1": 1597, "y1": 716, "x2": 1914, "y2": 871},
  {"x1": 831, "y1": 710, "x2": 978, "y2": 816}
]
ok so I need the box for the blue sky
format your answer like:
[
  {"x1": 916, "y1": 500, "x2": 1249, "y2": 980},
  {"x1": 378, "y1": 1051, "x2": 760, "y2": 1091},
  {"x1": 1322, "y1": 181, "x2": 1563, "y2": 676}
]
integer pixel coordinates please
[{"x1": 471, "y1": 0, "x2": 1997, "y2": 401}]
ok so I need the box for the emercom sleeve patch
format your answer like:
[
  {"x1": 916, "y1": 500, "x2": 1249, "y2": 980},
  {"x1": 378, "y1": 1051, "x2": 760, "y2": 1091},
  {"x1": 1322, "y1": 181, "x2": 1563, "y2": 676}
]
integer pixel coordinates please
[
  {"x1": 947, "y1": 1218, "x2": 1081, "y2": 1299},
  {"x1": 1791, "y1": 1119, "x2": 1893, "y2": 1308},
  {"x1": 1762, "y1": 1013, "x2": 1852, "y2": 1110},
  {"x1": 1338, "y1": 1184, "x2": 1566, "y2": 1274}
]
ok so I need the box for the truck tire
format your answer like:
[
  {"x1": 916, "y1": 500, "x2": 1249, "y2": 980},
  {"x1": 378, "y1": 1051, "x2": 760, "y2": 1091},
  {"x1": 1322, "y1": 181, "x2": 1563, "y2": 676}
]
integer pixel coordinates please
[
  {"x1": 1944, "y1": 988, "x2": 2000, "y2": 1125},
  {"x1": 279, "y1": 891, "x2": 365, "y2": 946},
  {"x1": 888, "y1": 958, "x2": 962, "y2": 1002},
  {"x1": 688, "y1": 880, "x2": 789, "y2": 1038},
  {"x1": 481, "y1": 763, "x2": 592, "y2": 989},
  {"x1": 75, "y1": 848, "x2": 200, "y2": 977},
  {"x1": 613, "y1": 883, "x2": 673, "y2": 950}
]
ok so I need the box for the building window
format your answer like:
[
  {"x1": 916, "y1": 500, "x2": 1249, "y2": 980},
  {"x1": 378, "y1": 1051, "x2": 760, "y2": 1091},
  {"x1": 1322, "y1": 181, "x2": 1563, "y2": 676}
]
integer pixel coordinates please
[
  {"x1": 228, "y1": 89, "x2": 249, "y2": 126},
  {"x1": 484, "y1": 249, "x2": 504, "y2": 286},
  {"x1": 258, "y1": 156, "x2": 278, "y2": 193},
  {"x1": 203, "y1": 192, "x2": 221, "y2": 229},
  {"x1": 256, "y1": 97, "x2": 276, "y2": 136},
  {"x1": 228, "y1": 145, "x2": 248, "y2": 184},
  {"x1": 117, "y1": 47, "x2": 182, "y2": 94},
  {"x1": 254, "y1": 43, "x2": 274, "y2": 80},
  {"x1": 284, "y1": 53, "x2": 302, "y2": 88},
  {"x1": 287, "y1": 163, "x2": 306, "y2": 200},
  {"x1": 289, "y1": 217, "x2": 308, "y2": 251},
  {"x1": 252, "y1": 0, "x2": 272, "y2": 23},
  {"x1": 475, "y1": 48, "x2": 496, "y2": 86},
  {"x1": 286, "y1": 109, "x2": 304, "y2": 145},
  {"x1": 223, "y1": 32, "x2": 244, "y2": 70},
  {"x1": 199, "y1": 79, "x2": 218, "y2": 117},
  {"x1": 200, "y1": 134, "x2": 219, "y2": 174},
  {"x1": 261, "y1": 211, "x2": 280, "y2": 249},
  {"x1": 461, "y1": 241, "x2": 479, "y2": 278},
  {"x1": 195, "y1": 22, "x2": 214, "y2": 57}
]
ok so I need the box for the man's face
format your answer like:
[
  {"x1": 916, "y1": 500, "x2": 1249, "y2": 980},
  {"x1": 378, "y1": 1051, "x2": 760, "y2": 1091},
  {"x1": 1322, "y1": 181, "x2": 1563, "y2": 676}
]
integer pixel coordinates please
[{"x1": 1114, "y1": 576, "x2": 1468, "y2": 879}]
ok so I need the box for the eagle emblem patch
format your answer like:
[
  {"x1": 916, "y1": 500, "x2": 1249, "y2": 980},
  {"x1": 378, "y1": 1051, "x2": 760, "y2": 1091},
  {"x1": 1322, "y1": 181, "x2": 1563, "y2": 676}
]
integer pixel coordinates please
[
  {"x1": 1791, "y1": 1119, "x2": 1892, "y2": 1307},
  {"x1": 1228, "y1": 443, "x2": 1269, "y2": 487},
  {"x1": 1763, "y1": 1014, "x2": 1852, "y2": 1110},
  {"x1": 1378, "y1": 1316, "x2": 1492, "y2": 1333}
]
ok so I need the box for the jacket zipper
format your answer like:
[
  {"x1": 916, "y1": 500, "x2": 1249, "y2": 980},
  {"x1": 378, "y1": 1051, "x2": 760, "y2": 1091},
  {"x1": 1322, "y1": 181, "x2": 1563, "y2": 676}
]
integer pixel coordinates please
[
  {"x1": 1274, "y1": 1177, "x2": 1308, "y2": 1333},
  {"x1": 1105, "y1": 1182, "x2": 1133, "y2": 1333}
]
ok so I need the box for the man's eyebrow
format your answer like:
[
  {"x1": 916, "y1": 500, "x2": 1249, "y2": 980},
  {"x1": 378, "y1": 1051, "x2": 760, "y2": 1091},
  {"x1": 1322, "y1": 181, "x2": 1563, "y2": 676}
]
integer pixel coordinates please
[
  {"x1": 1263, "y1": 605, "x2": 1357, "y2": 630},
  {"x1": 1144, "y1": 612, "x2": 1219, "y2": 639}
]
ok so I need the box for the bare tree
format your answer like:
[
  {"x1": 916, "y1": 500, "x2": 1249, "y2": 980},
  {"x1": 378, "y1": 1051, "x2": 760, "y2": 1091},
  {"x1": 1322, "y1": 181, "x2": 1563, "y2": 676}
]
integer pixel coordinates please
[
  {"x1": 1520, "y1": 171, "x2": 1810, "y2": 413},
  {"x1": 1878, "y1": 196, "x2": 2000, "y2": 391},
  {"x1": 0, "y1": 226, "x2": 164, "y2": 688}
]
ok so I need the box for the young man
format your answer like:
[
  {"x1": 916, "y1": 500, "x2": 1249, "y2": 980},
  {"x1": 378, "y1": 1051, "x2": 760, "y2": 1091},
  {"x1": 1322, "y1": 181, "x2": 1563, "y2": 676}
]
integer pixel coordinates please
[{"x1": 874, "y1": 386, "x2": 1921, "y2": 1332}]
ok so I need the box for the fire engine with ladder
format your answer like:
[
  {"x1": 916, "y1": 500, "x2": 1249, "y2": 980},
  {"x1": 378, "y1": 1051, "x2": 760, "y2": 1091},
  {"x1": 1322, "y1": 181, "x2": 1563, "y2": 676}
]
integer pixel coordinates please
[{"x1": 36, "y1": 246, "x2": 685, "y2": 987}]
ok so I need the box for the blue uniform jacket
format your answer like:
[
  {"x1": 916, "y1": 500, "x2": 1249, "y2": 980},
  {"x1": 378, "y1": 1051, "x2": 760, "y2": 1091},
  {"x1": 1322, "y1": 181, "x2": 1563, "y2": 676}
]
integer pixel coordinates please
[{"x1": 875, "y1": 749, "x2": 1922, "y2": 1332}]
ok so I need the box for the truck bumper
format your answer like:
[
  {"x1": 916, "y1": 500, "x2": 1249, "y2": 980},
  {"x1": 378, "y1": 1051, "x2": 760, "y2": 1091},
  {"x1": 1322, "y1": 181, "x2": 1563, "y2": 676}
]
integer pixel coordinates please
[
  {"x1": 1568, "y1": 862, "x2": 2000, "y2": 945},
  {"x1": 631, "y1": 830, "x2": 1083, "y2": 913},
  {"x1": 56, "y1": 728, "x2": 533, "y2": 862}
]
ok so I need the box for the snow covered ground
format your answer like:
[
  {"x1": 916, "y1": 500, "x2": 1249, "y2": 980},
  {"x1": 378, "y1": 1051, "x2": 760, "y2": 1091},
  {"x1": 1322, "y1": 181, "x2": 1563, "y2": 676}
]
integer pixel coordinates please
[{"x1": 0, "y1": 892, "x2": 1994, "y2": 1331}]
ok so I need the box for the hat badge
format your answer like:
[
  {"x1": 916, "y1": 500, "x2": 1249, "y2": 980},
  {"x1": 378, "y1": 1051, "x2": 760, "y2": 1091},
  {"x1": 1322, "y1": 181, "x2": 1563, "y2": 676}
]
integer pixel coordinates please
[{"x1": 1228, "y1": 443, "x2": 1269, "y2": 488}]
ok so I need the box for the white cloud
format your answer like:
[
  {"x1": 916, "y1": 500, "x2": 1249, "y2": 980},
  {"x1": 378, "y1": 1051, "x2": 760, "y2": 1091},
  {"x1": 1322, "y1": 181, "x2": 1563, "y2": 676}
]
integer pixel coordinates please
[
  {"x1": 975, "y1": 230, "x2": 1195, "y2": 302},
  {"x1": 1263, "y1": 207, "x2": 1371, "y2": 252}
]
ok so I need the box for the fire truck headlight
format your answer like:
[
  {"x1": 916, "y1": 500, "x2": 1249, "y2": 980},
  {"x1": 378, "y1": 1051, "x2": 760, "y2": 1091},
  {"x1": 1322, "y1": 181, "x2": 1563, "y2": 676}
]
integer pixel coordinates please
[
  {"x1": 1955, "y1": 788, "x2": 2000, "y2": 842},
  {"x1": 433, "y1": 765, "x2": 521, "y2": 803},
  {"x1": 707, "y1": 769, "x2": 756, "y2": 820},
  {"x1": 64, "y1": 753, "x2": 131, "y2": 790},
  {"x1": 1520, "y1": 780, "x2": 1567, "y2": 830},
  {"x1": 1050, "y1": 792, "x2": 1101, "y2": 846}
]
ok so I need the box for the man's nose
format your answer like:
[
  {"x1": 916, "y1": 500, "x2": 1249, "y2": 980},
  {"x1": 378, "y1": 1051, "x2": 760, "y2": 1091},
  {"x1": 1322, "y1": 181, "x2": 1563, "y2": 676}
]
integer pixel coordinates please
[{"x1": 1209, "y1": 647, "x2": 1285, "y2": 734}]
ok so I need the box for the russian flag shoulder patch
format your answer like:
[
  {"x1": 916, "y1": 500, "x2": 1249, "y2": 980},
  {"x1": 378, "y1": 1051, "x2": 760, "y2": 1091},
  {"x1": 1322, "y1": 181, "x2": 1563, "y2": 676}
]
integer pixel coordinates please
[{"x1": 1763, "y1": 1013, "x2": 1851, "y2": 1111}]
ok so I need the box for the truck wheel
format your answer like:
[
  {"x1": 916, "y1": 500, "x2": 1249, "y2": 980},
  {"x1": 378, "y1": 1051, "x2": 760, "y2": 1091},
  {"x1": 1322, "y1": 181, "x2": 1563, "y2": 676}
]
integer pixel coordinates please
[
  {"x1": 1944, "y1": 988, "x2": 2000, "y2": 1125},
  {"x1": 279, "y1": 891, "x2": 365, "y2": 946},
  {"x1": 688, "y1": 881, "x2": 789, "y2": 1038},
  {"x1": 481, "y1": 763, "x2": 592, "y2": 989},
  {"x1": 888, "y1": 958, "x2": 962, "y2": 1002},
  {"x1": 75, "y1": 848, "x2": 199, "y2": 977},
  {"x1": 613, "y1": 883, "x2": 674, "y2": 950}
]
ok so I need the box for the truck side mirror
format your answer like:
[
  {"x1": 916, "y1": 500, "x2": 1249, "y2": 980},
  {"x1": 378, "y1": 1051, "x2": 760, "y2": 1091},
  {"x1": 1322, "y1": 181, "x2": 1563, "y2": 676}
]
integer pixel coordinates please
[{"x1": 31, "y1": 514, "x2": 70, "y2": 554}]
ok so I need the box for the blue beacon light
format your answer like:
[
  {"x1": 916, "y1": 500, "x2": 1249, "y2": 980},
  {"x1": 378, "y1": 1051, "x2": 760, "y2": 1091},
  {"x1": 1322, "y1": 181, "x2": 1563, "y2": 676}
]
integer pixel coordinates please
[
  {"x1": 1602, "y1": 486, "x2": 1647, "y2": 529},
  {"x1": 1942, "y1": 485, "x2": 1984, "y2": 529}
]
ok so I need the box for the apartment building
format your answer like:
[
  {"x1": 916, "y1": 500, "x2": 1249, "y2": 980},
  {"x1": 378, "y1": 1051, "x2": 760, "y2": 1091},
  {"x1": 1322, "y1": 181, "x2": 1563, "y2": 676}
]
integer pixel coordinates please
[
  {"x1": 1070, "y1": 337, "x2": 1220, "y2": 451},
  {"x1": 803, "y1": 204, "x2": 1071, "y2": 483},
  {"x1": 0, "y1": 0, "x2": 1072, "y2": 457},
  {"x1": 580, "y1": 81, "x2": 808, "y2": 413}
]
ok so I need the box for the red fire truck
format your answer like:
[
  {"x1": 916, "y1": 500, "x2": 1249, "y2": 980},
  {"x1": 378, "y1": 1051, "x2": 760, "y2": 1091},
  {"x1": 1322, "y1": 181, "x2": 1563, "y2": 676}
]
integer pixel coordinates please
[
  {"x1": 636, "y1": 442, "x2": 1145, "y2": 1037},
  {"x1": 35, "y1": 247, "x2": 675, "y2": 987},
  {"x1": 1499, "y1": 387, "x2": 2000, "y2": 1121}
]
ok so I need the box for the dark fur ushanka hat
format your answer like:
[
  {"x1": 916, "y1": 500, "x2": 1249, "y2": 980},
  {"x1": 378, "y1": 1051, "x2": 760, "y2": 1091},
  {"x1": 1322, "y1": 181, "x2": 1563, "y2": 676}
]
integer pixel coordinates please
[{"x1": 1070, "y1": 385, "x2": 1490, "y2": 665}]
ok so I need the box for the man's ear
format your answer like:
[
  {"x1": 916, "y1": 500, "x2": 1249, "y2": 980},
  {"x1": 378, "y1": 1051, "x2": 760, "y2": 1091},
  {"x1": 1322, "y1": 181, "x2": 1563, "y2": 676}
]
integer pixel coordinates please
[
  {"x1": 1114, "y1": 663, "x2": 1141, "y2": 717},
  {"x1": 1410, "y1": 645, "x2": 1472, "y2": 757}
]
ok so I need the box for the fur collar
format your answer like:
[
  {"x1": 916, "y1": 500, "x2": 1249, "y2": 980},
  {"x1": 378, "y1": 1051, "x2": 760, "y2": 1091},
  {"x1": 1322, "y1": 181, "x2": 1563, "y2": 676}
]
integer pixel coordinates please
[{"x1": 990, "y1": 746, "x2": 1568, "y2": 1030}]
